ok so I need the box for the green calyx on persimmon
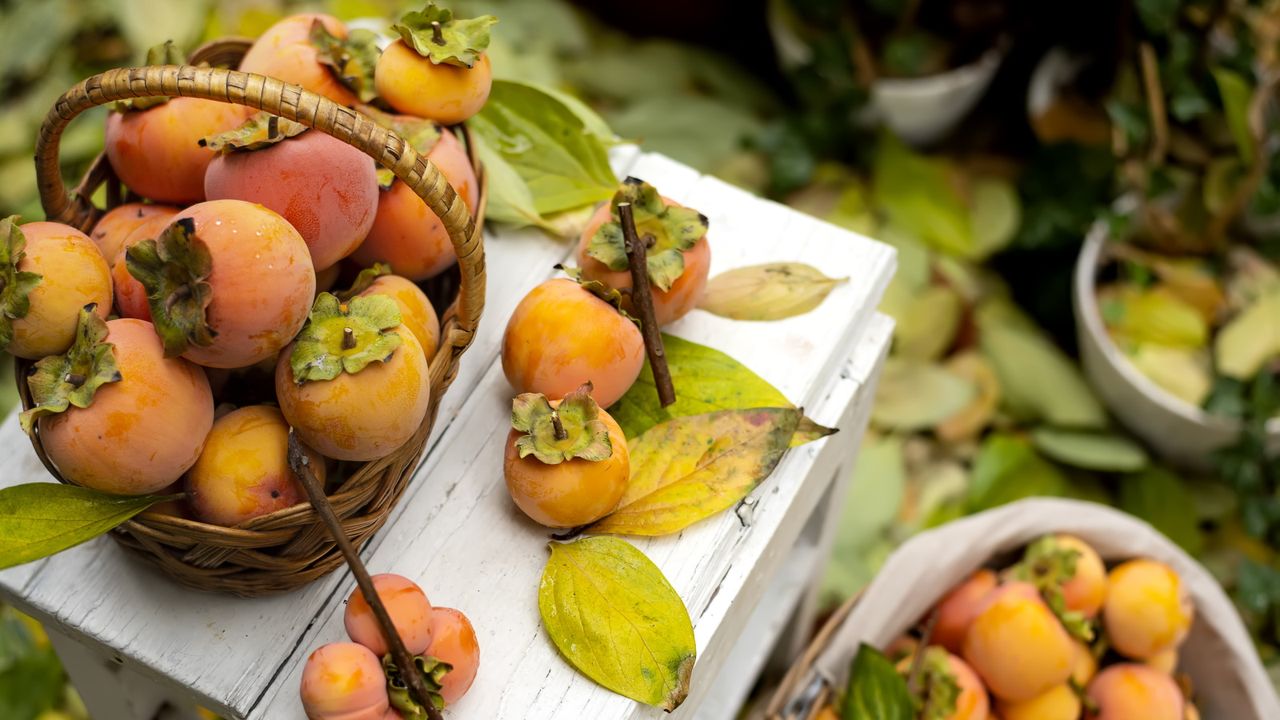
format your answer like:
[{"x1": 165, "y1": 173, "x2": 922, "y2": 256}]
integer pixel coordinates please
[
  {"x1": 1006, "y1": 536, "x2": 1095, "y2": 642},
  {"x1": 112, "y1": 41, "x2": 185, "y2": 112},
  {"x1": 392, "y1": 2, "x2": 497, "y2": 68},
  {"x1": 19, "y1": 306, "x2": 122, "y2": 434},
  {"x1": 0, "y1": 217, "x2": 44, "y2": 350},
  {"x1": 915, "y1": 647, "x2": 963, "y2": 720},
  {"x1": 384, "y1": 652, "x2": 450, "y2": 714},
  {"x1": 512, "y1": 383, "x2": 613, "y2": 465},
  {"x1": 125, "y1": 217, "x2": 216, "y2": 358},
  {"x1": 588, "y1": 177, "x2": 709, "y2": 292},
  {"x1": 290, "y1": 292, "x2": 403, "y2": 383},
  {"x1": 556, "y1": 264, "x2": 635, "y2": 322},
  {"x1": 309, "y1": 20, "x2": 381, "y2": 103},
  {"x1": 199, "y1": 112, "x2": 307, "y2": 153},
  {"x1": 336, "y1": 263, "x2": 393, "y2": 301}
]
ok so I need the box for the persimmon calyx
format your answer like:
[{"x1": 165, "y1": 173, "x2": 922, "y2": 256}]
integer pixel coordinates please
[
  {"x1": 125, "y1": 218, "x2": 216, "y2": 358},
  {"x1": 336, "y1": 262, "x2": 393, "y2": 301},
  {"x1": 555, "y1": 264, "x2": 637, "y2": 323},
  {"x1": 0, "y1": 216, "x2": 43, "y2": 351},
  {"x1": 290, "y1": 292, "x2": 403, "y2": 383},
  {"x1": 199, "y1": 112, "x2": 307, "y2": 153},
  {"x1": 512, "y1": 383, "x2": 613, "y2": 465},
  {"x1": 309, "y1": 20, "x2": 380, "y2": 103},
  {"x1": 392, "y1": 3, "x2": 497, "y2": 68},
  {"x1": 1006, "y1": 537, "x2": 1096, "y2": 642},
  {"x1": 19, "y1": 305, "x2": 121, "y2": 435},
  {"x1": 384, "y1": 653, "x2": 450, "y2": 715},
  {"x1": 588, "y1": 177, "x2": 708, "y2": 292},
  {"x1": 112, "y1": 42, "x2": 184, "y2": 112},
  {"x1": 915, "y1": 647, "x2": 961, "y2": 720}
]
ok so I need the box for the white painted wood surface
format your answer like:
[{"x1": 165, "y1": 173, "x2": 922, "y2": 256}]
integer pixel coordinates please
[{"x1": 0, "y1": 149, "x2": 896, "y2": 720}]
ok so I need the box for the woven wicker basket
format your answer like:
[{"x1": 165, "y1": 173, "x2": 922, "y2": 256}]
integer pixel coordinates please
[
  {"x1": 16, "y1": 39, "x2": 487, "y2": 597},
  {"x1": 762, "y1": 594, "x2": 859, "y2": 720}
]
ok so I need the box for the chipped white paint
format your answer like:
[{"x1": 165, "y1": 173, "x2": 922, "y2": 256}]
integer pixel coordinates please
[{"x1": 0, "y1": 150, "x2": 895, "y2": 720}]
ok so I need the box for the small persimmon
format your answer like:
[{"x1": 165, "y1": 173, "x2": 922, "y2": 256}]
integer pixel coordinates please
[{"x1": 374, "y1": 4, "x2": 496, "y2": 124}]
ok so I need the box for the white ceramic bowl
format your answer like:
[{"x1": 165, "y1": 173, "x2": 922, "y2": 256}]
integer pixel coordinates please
[
  {"x1": 1073, "y1": 218, "x2": 1280, "y2": 469},
  {"x1": 871, "y1": 46, "x2": 1005, "y2": 146}
]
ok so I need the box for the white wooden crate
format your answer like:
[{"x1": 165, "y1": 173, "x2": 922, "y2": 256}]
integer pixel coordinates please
[{"x1": 0, "y1": 149, "x2": 895, "y2": 720}]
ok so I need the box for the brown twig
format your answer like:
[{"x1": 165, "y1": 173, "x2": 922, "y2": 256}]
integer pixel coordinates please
[
  {"x1": 1139, "y1": 42, "x2": 1169, "y2": 166},
  {"x1": 618, "y1": 202, "x2": 676, "y2": 408},
  {"x1": 905, "y1": 608, "x2": 940, "y2": 697},
  {"x1": 288, "y1": 431, "x2": 443, "y2": 720}
]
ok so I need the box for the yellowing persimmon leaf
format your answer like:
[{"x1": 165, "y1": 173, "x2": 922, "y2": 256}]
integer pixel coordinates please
[
  {"x1": 698, "y1": 262, "x2": 847, "y2": 321},
  {"x1": 539, "y1": 537, "x2": 695, "y2": 710},
  {"x1": 1216, "y1": 288, "x2": 1280, "y2": 380},
  {"x1": 588, "y1": 408, "x2": 800, "y2": 536}
]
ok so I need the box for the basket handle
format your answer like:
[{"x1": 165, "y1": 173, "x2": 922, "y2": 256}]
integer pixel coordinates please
[{"x1": 34, "y1": 64, "x2": 485, "y2": 354}]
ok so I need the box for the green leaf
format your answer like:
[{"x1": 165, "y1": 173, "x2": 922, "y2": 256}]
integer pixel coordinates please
[
  {"x1": 106, "y1": 0, "x2": 208, "y2": 57},
  {"x1": 199, "y1": 111, "x2": 307, "y2": 153},
  {"x1": 587, "y1": 178, "x2": 708, "y2": 291},
  {"x1": 511, "y1": 384, "x2": 613, "y2": 465},
  {"x1": 822, "y1": 435, "x2": 903, "y2": 601},
  {"x1": 0, "y1": 640, "x2": 63, "y2": 720},
  {"x1": 1102, "y1": 285, "x2": 1208, "y2": 349},
  {"x1": 587, "y1": 408, "x2": 800, "y2": 536},
  {"x1": 1135, "y1": 0, "x2": 1179, "y2": 34},
  {"x1": 840, "y1": 644, "x2": 914, "y2": 720},
  {"x1": 977, "y1": 302, "x2": 1106, "y2": 428},
  {"x1": 969, "y1": 177, "x2": 1021, "y2": 259},
  {"x1": 872, "y1": 136, "x2": 971, "y2": 259},
  {"x1": 1030, "y1": 428, "x2": 1150, "y2": 472},
  {"x1": 125, "y1": 217, "x2": 215, "y2": 358},
  {"x1": 608, "y1": 335, "x2": 789, "y2": 438},
  {"x1": 311, "y1": 22, "x2": 380, "y2": 102},
  {"x1": 1212, "y1": 67, "x2": 1255, "y2": 163},
  {"x1": 871, "y1": 358, "x2": 976, "y2": 432},
  {"x1": 1119, "y1": 467, "x2": 1204, "y2": 555},
  {"x1": 469, "y1": 80, "x2": 616, "y2": 217},
  {"x1": 539, "y1": 537, "x2": 695, "y2": 710},
  {"x1": 1215, "y1": 288, "x2": 1280, "y2": 381},
  {"x1": 1124, "y1": 343, "x2": 1212, "y2": 407},
  {"x1": 890, "y1": 285, "x2": 962, "y2": 361},
  {"x1": 698, "y1": 263, "x2": 847, "y2": 321},
  {"x1": 392, "y1": 2, "x2": 496, "y2": 68},
  {"x1": 289, "y1": 293, "x2": 403, "y2": 383},
  {"x1": 469, "y1": 132, "x2": 550, "y2": 229},
  {"x1": 0, "y1": 483, "x2": 175, "y2": 569},
  {"x1": 0, "y1": 216, "x2": 42, "y2": 351},
  {"x1": 19, "y1": 307, "x2": 121, "y2": 434},
  {"x1": 967, "y1": 433, "x2": 1069, "y2": 512}
]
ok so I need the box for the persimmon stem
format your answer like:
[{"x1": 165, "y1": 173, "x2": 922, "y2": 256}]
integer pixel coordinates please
[
  {"x1": 618, "y1": 202, "x2": 676, "y2": 408},
  {"x1": 550, "y1": 409, "x2": 568, "y2": 440},
  {"x1": 287, "y1": 431, "x2": 443, "y2": 720},
  {"x1": 63, "y1": 373, "x2": 85, "y2": 388},
  {"x1": 342, "y1": 327, "x2": 356, "y2": 350},
  {"x1": 431, "y1": 21, "x2": 445, "y2": 45}
]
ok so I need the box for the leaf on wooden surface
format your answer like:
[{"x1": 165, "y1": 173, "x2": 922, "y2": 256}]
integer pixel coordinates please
[
  {"x1": 469, "y1": 79, "x2": 616, "y2": 218},
  {"x1": 967, "y1": 433, "x2": 1068, "y2": 512},
  {"x1": 698, "y1": 262, "x2": 847, "y2": 321},
  {"x1": 609, "y1": 334, "x2": 789, "y2": 439},
  {"x1": 791, "y1": 414, "x2": 837, "y2": 447},
  {"x1": 0, "y1": 483, "x2": 176, "y2": 569},
  {"x1": 1030, "y1": 428, "x2": 1150, "y2": 473},
  {"x1": 1118, "y1": 467, "x2": 1204, "y2": 555},
  {"x1": 1215, "y1": 288, "x2": 1280, "y2": 381},
  {"x1": 841, "y1": 643, "x2": 914, "y2": 720},
  {"x1": 538, "y1": 537, "x2": 695, "y2": 710},
  {"x1": 977, "y1": 302, "x2": 1106, "y2": 428},
  {"x1": 588, "y1": 408, "x2": 800, "y2": 536},
  {"x1": 872, "y1": 358, "x2": 976, "y2": 432}
]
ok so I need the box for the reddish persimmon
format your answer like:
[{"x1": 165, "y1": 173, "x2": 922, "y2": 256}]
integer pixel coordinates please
[
  {"x1": 427, "y1": 607, "x2": 479, "y2": 705},
  {"x1": 345, "y1": 574, "x2": 434, "y2": 657},
  {"x1": 89, "y1": 203, "x2": 178, "y2": 264},
  {"x1": 239, "y1": 14, "x2": 361, "y2": 107}
]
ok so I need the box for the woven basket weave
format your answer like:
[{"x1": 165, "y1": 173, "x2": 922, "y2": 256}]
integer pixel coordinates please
[{"x1": 16, "y1": 40, "x2": 487, "y2": 596}]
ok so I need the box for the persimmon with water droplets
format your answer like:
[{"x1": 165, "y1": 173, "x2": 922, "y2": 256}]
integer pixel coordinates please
[
  {"x1": 503, "y1": 384, "x2": 629, "y2": 528},
  {"x1": 21, "y1": 311, "x2": 213, "y2": 495},
  {"x1": 1, "y1": 219, "x2": 111, "y2": 359}
]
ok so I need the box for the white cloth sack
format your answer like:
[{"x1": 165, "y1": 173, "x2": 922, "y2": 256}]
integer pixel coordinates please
[{"x1": 812, "y1": 498, "x2": 1280, "y2": 719}]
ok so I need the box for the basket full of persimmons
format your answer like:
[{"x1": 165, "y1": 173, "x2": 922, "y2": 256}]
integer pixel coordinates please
[{"x1": 7, "y1": 4, "x2": 497, "y2": 596}]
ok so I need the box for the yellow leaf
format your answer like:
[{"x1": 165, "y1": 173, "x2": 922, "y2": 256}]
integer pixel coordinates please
[
  {"x1": 539, "y1": 537, "x2": 696, "y2": 710},
  {"x1": 1215, "y1": 288, "x2": 1280, "y2": 380},
  {"x1": 699, "y1": 263, "x2": 847, "y2": 321},
  {"x1": 1124, "y1": 344, "x2": 1212, "y2": 406},
  {"x1": 936, "y1": 352, "x2": 1001, "y2": 442},
  {"x1": 1100, "y1": 284, "x2": 1208, "y2": 349},
  {"x1": 588, "y1": 408, "x2": 800, "y2": 536},
  {"x1": 892, "y1": 284, "x2": 962, "y2": 360}
]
